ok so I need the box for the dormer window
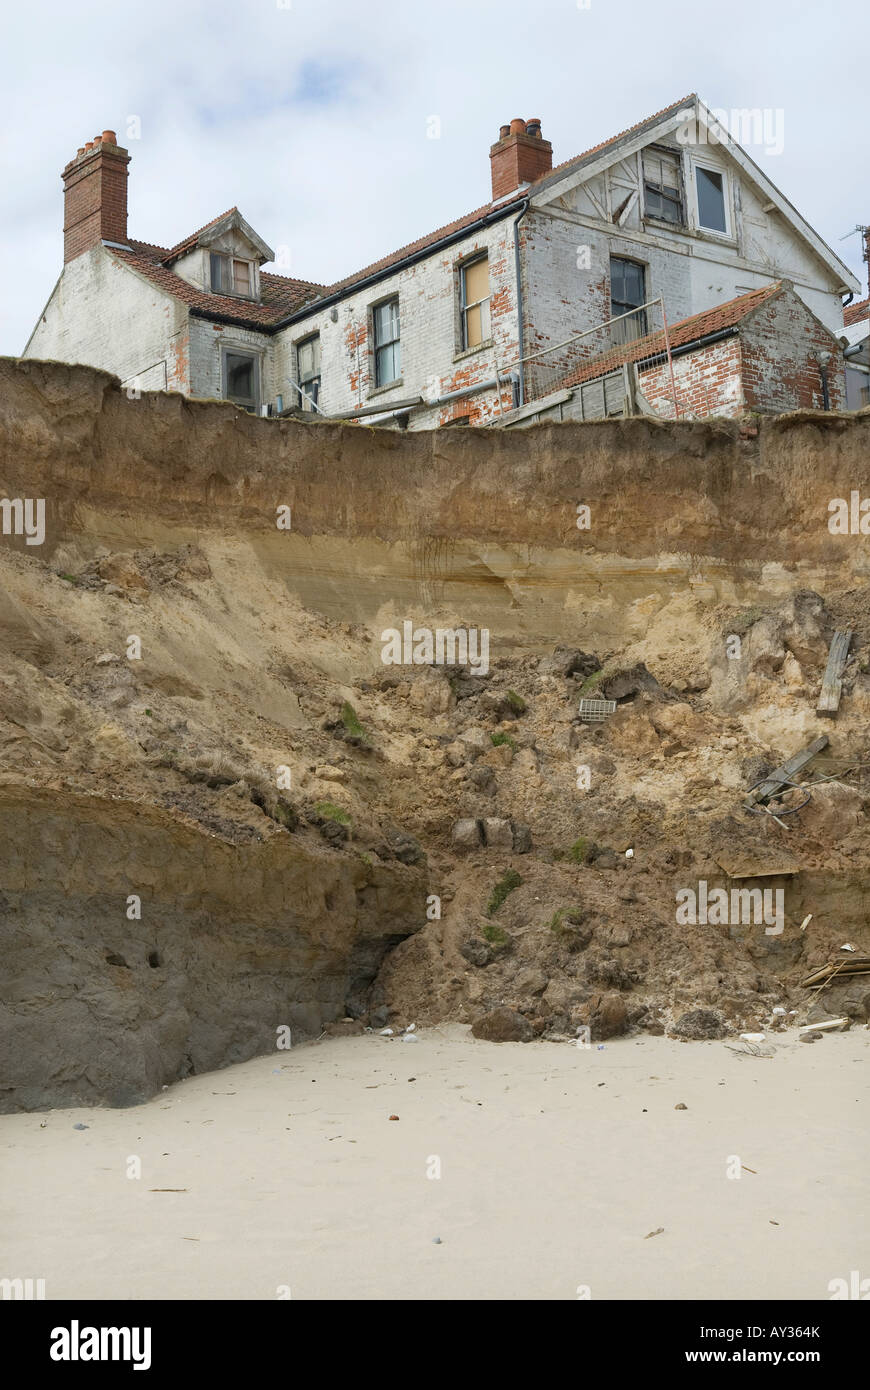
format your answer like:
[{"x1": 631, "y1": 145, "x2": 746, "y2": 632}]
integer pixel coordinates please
[{"x1": 210, "y1": 253, "x2": 254, "y2": 298}]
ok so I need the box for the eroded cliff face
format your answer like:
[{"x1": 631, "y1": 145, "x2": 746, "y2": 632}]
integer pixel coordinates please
[
  {"x1": 2, "y1": 356, "x2": 869, "y2": 649},
  {"x1": 0, "y1": 359, "x2": 868, "y2": 1111},
  {"x1": 0, "y1": 787, "x2": 423, "y2": 1111}
]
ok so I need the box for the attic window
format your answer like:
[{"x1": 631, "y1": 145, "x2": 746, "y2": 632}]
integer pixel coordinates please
[
  {"x1": 211, "y1": 253, "x2": 254, "y2": 298},
  {"x1": 643, "y1": 148, "x2": 684, "y2": 225}
]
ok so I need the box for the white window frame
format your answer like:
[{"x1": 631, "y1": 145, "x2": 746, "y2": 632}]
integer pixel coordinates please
[
  {"x1": 691, "y1": 160, "x2": 733, "y2": 239},
  {"x1": 459, "y1": 253, "x2": 492, "y2": 352}
]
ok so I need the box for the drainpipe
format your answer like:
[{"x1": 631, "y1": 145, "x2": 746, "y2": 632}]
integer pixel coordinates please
[
  {"x1": 813, "y1": 350, "x2": 833, "y2": 410},
  {"x1": 512, "y1": 197, "x2": 531, "y2": 406}
]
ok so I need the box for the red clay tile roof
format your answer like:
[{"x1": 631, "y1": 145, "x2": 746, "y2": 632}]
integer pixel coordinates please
[
  {"x1": 161, "y1": 208, "x2": 239, "y2": 263},
  {"x1": 844, "y1": 296, "x2": 870, "y2": 327},
  {"x1": 554, "y1": 281, "x2": 784, "y2": 391},
  {"x1": 110, "y1": 245, "x2": 324, "y2": 326}
]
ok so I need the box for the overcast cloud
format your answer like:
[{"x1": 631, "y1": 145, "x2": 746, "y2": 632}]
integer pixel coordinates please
[{"x1": 1, "y1": 0, "x2": 867, "y2": 354}]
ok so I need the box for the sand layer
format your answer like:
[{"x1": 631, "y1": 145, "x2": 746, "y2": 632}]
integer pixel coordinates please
[{"x1": 3, "y1": 1025, "x2": 867, "y2": 1301}]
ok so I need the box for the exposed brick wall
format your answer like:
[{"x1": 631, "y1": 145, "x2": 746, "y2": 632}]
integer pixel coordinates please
[
  {"x1": 62, "y1": 139, "x2": 130, "y2": 263},
  {"x1": 266, "y1": 216, "x2": 521, "y2": 429},
  {"x1": 490, "y1": 123, "x2": 553, "y2": 200},
  {"x1": 639, "y1": 336, "x2": 744, "y2": 419},
  {"x1": 635, "y1": 288, "x2": 846, "y2": 420},
  {"x1": 739, "y1": 291, "x2": 845, "y2": 413}
]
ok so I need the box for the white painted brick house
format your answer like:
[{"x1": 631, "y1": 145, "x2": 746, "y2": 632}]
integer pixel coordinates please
[{"x1": 24, "y1": 96, "x2": 860, "y2": 425}]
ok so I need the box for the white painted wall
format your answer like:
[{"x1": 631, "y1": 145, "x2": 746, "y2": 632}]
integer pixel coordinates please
[
  {"x1": 23, "y1": 247, "x2": 189, "y2": 390},
  {"x1": 521, "y1": 136, "x2": 848, "y2": 396}
]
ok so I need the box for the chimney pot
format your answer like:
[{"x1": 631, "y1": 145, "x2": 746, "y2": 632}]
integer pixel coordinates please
[
  {"x1": 102, "y1": 129, "x2": 117, "y2": 144},
  {"x1": 76, "y1": 147, "x2": 85, "y2": 157},
  {"x1": 84, "y1": 141, "x2": 95, "y2": 150},
  {"x1": 490, "y1": 116, "x2": 553, "y2": 201}
]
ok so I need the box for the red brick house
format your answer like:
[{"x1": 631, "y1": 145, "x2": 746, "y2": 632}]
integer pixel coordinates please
[{"x1": 495, "y1": 280, "x2": 846, "y2": 424}]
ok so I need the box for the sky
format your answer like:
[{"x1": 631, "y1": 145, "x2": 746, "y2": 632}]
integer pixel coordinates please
[{"x1": 2, "y1": 0, "x2": 868, "y2": 354}]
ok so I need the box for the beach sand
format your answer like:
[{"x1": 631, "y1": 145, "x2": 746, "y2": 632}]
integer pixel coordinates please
[{"x1": 3, "y1": 1025, "x2": 867, "y2": 1301}]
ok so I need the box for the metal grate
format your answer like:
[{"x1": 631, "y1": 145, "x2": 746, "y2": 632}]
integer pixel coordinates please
[{"x1": 578, "y1": 698, "x2": 617, "y2": 723}]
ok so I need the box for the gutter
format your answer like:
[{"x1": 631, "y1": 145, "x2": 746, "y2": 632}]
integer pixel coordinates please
[
  {"x1": 511, "y1": 197, "x2": 531, "y2": 406},
  {"x1": 633, "y1": 325, "x2": 740, "y2": 371}
]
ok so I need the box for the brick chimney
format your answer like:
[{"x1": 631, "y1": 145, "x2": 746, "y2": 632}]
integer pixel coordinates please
[
  {"x1": 62, "y1": 130, "x2": 131, "y2": 263},
  {"x1": 490, "y1": 118, "x2": 553, "y2": 201}
]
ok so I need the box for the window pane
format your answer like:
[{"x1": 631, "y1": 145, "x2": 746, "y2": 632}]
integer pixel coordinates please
[
  {"x1": 696, "y1": 167, "x2": 727, "y2": 232},
  {"x1": 465, "y1": 303, "x2": 482, "y2": 348},
  {"x1": 226, "y1": 353, "x2": 256, "y2": 403},
  {"x1": 374, "y1": 298, "x2": 399, "y2": 346},
  {"x1": 376, "y1": 340, "x2": 400, "y2": 385},
  {"x1": 298, "y1": 334, "x2": 320, "y2": 380},
  {"x1": 463, "y1": 256, "x2": 489, "y2": 306},
  {"x1": 211, "y1": 253, "x2": 229, "y2": 293},
  {"x1": 232, "y1": 260, "x2": 251, "y2": 295}
]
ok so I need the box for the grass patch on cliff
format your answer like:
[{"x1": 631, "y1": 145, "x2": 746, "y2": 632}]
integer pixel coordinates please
[
  {"x1": 505, "y1": 689, "x2": 526, "y2": 714},
  {"x1": 549, "y1": 906, "x2": 584, "y2": 935},
  {"x1": 575, "y1": 665, "x2": 611, "y2": 697},
  {"x1": 490, "y1": 731, "x2": 517, "y2": 751},
  {"x1": 316, "y1": 801, "x2": 351, "y2": 825},
  {"x1": 554, "y1": 836, "x2": 596, "y2": 865},
  {"x1": 481, "y1": 922, "x2": 511, "y2": 950},
  {"x1": 340, "y1": 701, "x2": 369, "y2": 742},
  {"x1": 487, "y1": 868, "x2": 522, "y2": 916}
]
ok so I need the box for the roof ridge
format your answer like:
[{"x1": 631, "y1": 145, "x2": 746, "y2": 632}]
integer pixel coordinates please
[
  {"x1": 530, "y1": 93, "x2": 698, "y2": 191},
  {"x1": 161, "y1": 207, "x2": 240, "y2": 262}
]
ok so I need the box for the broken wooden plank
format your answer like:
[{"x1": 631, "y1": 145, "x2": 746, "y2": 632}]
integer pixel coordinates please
[
  {"x1": 743, "y1": 735, "x2": 829, "y2": 808},
  {"x1": 800, "y1": 958, "x2": 870, "y2": 988},
  {"x1": 817, "y1": 629, "x2": 852, "y2": 716}
]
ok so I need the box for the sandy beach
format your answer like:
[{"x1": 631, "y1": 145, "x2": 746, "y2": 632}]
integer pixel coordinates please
[{"x1": 3, "y1": 1024, "x2": 867, "y2": 1301}]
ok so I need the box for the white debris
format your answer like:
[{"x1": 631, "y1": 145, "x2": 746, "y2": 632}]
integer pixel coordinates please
[
  {"x1": 841, "y1": 943, "x2": 857, "y2": 952},
  {"x1": 379, "y1": 1028, "x2": 393, "y2": 1036},
  {"x1": 401, "y1": 1033, "x2": 418, "y2": 1043},
  {"x1": 740, "y1": 1032, "x2": 766, "y2": 1042}
]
